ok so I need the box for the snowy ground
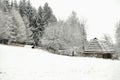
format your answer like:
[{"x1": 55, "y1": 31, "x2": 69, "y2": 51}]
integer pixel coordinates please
[{"x1": 0, "y1": 44, "x2": 120, "y2": 80}]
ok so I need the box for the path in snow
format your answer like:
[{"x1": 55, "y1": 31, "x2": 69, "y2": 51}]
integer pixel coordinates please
[{"x1": 0, "y1": 44, "x2": 120, "y2": 80}]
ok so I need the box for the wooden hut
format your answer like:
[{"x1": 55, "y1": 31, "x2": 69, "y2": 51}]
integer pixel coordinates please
[{"x1": 83, "y1": 38, "x2": 116, "y2": 59}]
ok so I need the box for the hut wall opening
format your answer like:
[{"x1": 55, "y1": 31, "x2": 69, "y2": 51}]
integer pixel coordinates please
[{"x1": 103, "y1": 54, "x2": 112, "y2": 59}]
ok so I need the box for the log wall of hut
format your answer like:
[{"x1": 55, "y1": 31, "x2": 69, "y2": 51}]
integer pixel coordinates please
[
  {"x1": 83, "y1": 51, "x2": 113, "y2": 59},
  {"x1": 103, "y1": 54, "x2": 112, "y2": 59}
]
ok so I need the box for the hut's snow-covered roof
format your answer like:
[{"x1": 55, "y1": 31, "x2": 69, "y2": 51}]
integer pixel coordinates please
[{"x1": 85, "y1": 38, "x2": 114, "y2": 53}]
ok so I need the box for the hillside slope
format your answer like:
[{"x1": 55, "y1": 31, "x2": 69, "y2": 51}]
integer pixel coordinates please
[{"x1": 0, "y1": 44, "x2": 120, "y2": 80}]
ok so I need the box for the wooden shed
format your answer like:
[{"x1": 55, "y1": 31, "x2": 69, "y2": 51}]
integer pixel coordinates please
[{"x1": 83, "y1": 38, "x2": 117, "y2": 59}]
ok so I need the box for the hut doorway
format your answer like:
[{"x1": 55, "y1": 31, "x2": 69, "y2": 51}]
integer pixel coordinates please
[{"x1": 103, "y1": 54, "x2": 112, "y2": 59}]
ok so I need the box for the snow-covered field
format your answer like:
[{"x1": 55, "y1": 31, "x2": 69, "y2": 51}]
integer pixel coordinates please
[{"x1": 0, "y1": 44, "x2": 120, "y2": 80}]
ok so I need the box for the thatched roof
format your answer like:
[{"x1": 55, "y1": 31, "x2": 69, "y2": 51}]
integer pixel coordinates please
[{"x1": 85, "y1": 38, "x2": 115, "y2": 53}]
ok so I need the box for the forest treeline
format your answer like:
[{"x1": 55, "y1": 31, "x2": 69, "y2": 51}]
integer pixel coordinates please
[
  {"x1": 0, "y1": 0, "x2": 120, "y2": 58},
  {"x1": 0, "y1": 0, "x2": 86, "y2": 55}
]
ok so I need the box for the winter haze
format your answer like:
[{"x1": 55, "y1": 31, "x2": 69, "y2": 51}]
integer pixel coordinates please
[
  {"x1": 1, "y1": 0, "x2": 120, "y2": 80},
  {"x1": 16, "y1": 0, "x2": 120, "y2": 43}
]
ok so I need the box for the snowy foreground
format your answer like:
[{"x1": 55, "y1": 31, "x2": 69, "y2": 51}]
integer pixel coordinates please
[{"x1": 0, "y1": 45, "x2": 120, "y2": 80}]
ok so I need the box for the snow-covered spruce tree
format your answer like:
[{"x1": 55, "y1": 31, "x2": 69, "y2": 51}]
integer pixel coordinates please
[
  {"x1": 19, "y1": 0, "x2": 33, "y2": 17},
  {"x1": 18, "y1": 0, "x2": 37, "y2": 44},
  {"x1": 13, "y1": 0, "x2": 18, "y2": 9},
  {"x1": 23, "y1": 1, "x2": 37, "y2": 44},
  {"x1": 0, "y1": 8, "x2": 17, "y2": 43},
  {"x1": 2, "y1": 0, "x2": 11, "y2": 12},
  {"x1": 0, "y1": 0, "x2": 2, "y2": 9},
  {"x1": 36, "y1": 2, "x2": 57, "y2": 36},
  {"x1": 18, "y1": 1, "x2": 57, "y2": 46},
  {"x1": 19, "y1": 0, "x2": 27, "y2": 17},
  {"x1": 115, "y1": 21, "x2": 120, "y2": 57},
  {"x1": 43, "y1": 2, "x2": 57, "y2": 24},
  {"x1": 0, "y1": 0, "x2": 26, "y2": 44},
  {"x1": 11, "y1": 0, "x2": 18, "y2": 10},
  {"x1": 8, "y1": 18, "x2": 17, "y2": 43},
  {"x1": 29, "y1": 8, "x2": 38, "y2": 46},
  {"x1": 31, "y1": 3, "x2": 57, "y2": 47},
  {"x1": 31, "y1": 6, "x2": 44, "y2": 46},
  {"x1": 11, "y1": 6, "x2": 27, "y2": 43},
  {"x1": 18, "y1": 0, "x2": 35, "y2": 20},
  {"x1": 23, "y1": 15, "x2": 33, "y2": 44}
]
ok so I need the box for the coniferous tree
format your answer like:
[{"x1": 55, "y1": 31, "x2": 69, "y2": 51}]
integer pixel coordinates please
[
  {"x1": 30, "y1": 6, "x2": 43, "y2": 46},
  {"x1": 37, "y1": 6, "x2": 44, "y2": 31},
  {"x1": 19, "y1": 0, "x2": 27, "y2": 17},
  {"x1": 14, "y1": 0, "x2": 18, "y2": 9},
  {"x1": 10, "y1": 0, "x2": 18, "y2": 10},
  {"x1": 0, "y1": 0, "x2": 2, "y2": 9},
  {"x1": 36, "y1": 3, "x2": 57, "y2": 38},
  {"x1": 43, "y1": 2, "x2": 57, "y2": 24},
  {"x1": 2, "y1": 0, "x2": 10, "y2": 12},
  {"x1": 27, "y1": 7, "x2": 37, "y2": 45},
  {"x1": 11, "y1": 7, "x2": 27, "y2": 43},
  {"x1": 18, "y1": 1, "x2": 57, "y2": 46},
  {"x1": 10, "y1": 0, "x2": 14, "y2": 8},
  {"x1": 8, "y1": 17, "x2": 17, "y2": 43},
  {"x1": 0, "y1": 0, "x2": 27, "y2": 44},
  {"x1": 0, "y1": 8, "x2": 17, "y2": 42},
  {"x1": 18, "y1": 0, "x2": 37, "y2": 44}
]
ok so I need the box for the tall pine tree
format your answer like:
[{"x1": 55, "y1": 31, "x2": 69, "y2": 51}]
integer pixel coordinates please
[
  {"x1": 19, "y1": 0, "x2": 27, "y2": 17},
  {"x1": 43, "y1": 2, "x2": 57, "y2": 24},
  {"x1": 31, "y1": 6, "x2": 44, "y2": 46}
]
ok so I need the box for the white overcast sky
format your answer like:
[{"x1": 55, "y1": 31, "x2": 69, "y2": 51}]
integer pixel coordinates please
[{"x1": 18, "y1": 0, "x2": 120, "y2": 43}]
